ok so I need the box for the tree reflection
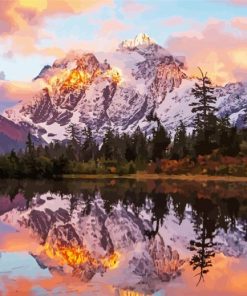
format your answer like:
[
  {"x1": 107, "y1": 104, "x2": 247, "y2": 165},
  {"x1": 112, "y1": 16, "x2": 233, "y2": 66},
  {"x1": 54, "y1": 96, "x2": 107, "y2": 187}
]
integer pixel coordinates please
[
  {"x1": 0, "y1": 179, "x2": 247, "y2": 285},
  {"x1": 189, "y1": 198, "x2": 217, "y2": 285}
]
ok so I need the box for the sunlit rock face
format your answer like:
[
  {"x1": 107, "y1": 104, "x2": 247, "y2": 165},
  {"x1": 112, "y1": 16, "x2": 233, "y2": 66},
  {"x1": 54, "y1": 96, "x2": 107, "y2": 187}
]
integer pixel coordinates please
[
  {"x1": 3, "y1": 34, "x2": 188, "y2": 143},
  {"x1": 0, "y1": 192, "x2": 184, "y2": 285}
]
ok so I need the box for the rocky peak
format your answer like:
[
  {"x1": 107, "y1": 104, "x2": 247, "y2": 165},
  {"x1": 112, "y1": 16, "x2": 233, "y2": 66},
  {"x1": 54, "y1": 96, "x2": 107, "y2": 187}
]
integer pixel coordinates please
[
  {"x1": 33, "y1": 65, "x2": 51, "y2": 81},
  {"x1": 119, "y1": 33, "x2": 155, "y2": 49}
]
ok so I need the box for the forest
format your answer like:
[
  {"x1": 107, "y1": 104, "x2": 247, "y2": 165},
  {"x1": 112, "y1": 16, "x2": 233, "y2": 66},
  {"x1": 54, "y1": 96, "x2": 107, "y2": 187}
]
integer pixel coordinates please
[{"x1": 0, "y1": 69, "x2": 247, "y2": 179}]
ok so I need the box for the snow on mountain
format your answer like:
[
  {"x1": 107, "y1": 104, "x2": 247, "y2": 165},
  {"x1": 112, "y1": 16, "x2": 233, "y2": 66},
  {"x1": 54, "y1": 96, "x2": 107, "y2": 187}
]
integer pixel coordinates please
[
  {"x1": 2, "y1": 33, "x2": 247, "y2": 143},
  {"x1": 0, "y1": 114, "x2": 45, "y2": 153},
  {"x1": 119, "y1": 33, "x2": 155, "y2": 49}
]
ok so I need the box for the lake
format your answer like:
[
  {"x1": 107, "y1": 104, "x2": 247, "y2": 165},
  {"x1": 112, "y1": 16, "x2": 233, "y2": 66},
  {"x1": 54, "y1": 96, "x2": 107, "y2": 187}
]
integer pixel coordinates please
[{"x1": 0, "y1": 179, "x2": 247, "y2": 295}]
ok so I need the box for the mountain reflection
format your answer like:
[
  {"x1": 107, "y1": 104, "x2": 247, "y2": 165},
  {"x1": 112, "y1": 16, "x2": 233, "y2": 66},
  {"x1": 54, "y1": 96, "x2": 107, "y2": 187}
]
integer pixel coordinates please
[{"x1": 0, "y1": 179, "x2": 247, "y2": 294}]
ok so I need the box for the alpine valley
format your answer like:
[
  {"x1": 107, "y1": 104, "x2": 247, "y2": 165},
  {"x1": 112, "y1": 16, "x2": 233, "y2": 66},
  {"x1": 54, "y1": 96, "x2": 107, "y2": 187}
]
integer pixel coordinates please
[{"x1": 1, "y1": 33, "x2": 247, "y2": 151}]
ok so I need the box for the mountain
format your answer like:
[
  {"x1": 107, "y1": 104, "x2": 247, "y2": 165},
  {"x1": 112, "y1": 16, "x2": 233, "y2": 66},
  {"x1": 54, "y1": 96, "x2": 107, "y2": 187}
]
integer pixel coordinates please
[
  {"x1": 2, "y1": 33, "x2": 247, "y2": 143},
  {"x1": 0, "y1": 115, "x2": 44, "y2": 153}
]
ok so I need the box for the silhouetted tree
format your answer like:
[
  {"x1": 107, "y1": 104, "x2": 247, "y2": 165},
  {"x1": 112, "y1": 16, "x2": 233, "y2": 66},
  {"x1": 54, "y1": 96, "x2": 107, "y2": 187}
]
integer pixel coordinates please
[{"x1": 171, "y1": 120, "x2": 188, "y2": 159}]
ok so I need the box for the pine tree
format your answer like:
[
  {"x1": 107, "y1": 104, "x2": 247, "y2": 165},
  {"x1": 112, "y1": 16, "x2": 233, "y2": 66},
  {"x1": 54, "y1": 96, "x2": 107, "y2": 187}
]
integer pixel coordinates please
[
  {"x1": 132, "y1": 127, "x2": 148, "y2": 163},
  {"x1": 65, "y1": 124, "x2": 81, "y2": 161},
  {"x1": 189, "y1": 199, "x2": 217, "y2": 286},
  {"x1": 101, "y1": 128, "x2": 115, "y2": 160},
  {"x1": 151, "y1": 123, "x2": 170, "y2": 161},
  {"x1": 190, "y1": 68, "x2": 217, "y2": 130},
  {"x1": 81, "y1": 127, "x2": 98, "y2": 161},
  {"x1": 171, "y1": 120, "x2": 188, "y2": 160},
  {"x1": 190, "y1": 68, "x2": 218, "y2": 155},
  {"x1": 146, "y1": 112, "x2": 170, "y2": 161},
  {"x1": 65, "y1": 123, "x2": 81, "y2": 146},
  {"x1": 26, "y1": 132, "x2": 35, "y2": 156}
]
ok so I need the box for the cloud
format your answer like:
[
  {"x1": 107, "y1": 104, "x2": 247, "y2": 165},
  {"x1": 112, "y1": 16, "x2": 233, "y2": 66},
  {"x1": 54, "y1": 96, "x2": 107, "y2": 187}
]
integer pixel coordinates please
[
  {"x1": 163, "y1": 16, "x2": 184, "y2": 26},
  {"x1": 122, "y1": 0, "x2": 151, "y2": 15},
  {"x1": 0, "y1": 71, "x2": 6, "y2": 80},
  {"x1": 2, "y1": 50, "x2": 14, "y2": 59},
  {"x1": 0, "y1": 0, "x2": 113, "y2": 35},
  {"x1": 0, "y1": 0, "x2": 113, "y2": 58},
  {"x1": 0, "y1": 79, "x2": 47, "y2": 105},
  {"x1": 166, "y1": 20, "x2": 247, "y2": 84},
  {"x1": 228, "y1": 0, "x2": 247, "y2": 5},
  {"x1": 98, "y1": 19, "x2": 131, "y2": 36},
  {"x1": 231, "y1": 17, "x2": 247, "y2": 30}
]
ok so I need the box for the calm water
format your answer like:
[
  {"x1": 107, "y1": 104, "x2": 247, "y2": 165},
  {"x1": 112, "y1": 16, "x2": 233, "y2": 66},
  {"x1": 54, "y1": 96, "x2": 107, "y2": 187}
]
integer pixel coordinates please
[{"x1": 0, "y1": 179, "x2": 247, "y2": 296}]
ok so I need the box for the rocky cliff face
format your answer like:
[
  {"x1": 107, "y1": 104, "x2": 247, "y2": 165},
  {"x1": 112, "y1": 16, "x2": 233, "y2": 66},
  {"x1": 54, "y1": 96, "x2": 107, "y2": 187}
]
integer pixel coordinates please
[{"x1": 2, "y1": 33, "x2": 247, "y2": 144}]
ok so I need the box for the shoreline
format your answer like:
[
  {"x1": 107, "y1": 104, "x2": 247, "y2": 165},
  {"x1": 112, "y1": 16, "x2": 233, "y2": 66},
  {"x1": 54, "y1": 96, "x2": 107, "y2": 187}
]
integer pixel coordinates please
[{"x1": 62, "y1": 173, "x2": 247, "y2": 182}]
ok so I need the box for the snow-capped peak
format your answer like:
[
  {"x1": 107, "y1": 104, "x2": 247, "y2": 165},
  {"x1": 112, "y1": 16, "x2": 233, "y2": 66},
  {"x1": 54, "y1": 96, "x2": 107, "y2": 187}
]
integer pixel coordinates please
[{"x1": 119, "y1": 33, "x2": 155, "y2": 49}]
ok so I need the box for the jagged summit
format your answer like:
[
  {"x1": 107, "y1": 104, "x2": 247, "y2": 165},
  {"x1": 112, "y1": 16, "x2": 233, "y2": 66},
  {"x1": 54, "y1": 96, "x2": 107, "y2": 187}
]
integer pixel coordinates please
[
  {"x1": 119, "y1": 33, "x2": 155, "y2": 49},
  {"x1": 1, "y1": 34, "x2": 247, "y2": 148}
]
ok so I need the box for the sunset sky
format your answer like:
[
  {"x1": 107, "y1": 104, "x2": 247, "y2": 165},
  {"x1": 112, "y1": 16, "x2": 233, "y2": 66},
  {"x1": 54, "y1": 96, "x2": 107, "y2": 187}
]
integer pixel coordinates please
[{"x1": 0, "y1": 0, "x2": 247, "y2": 110}]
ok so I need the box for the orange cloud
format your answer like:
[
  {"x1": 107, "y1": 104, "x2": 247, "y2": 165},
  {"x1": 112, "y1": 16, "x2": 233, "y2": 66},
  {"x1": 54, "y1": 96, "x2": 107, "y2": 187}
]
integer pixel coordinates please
[
  {"x1": 166, "y1": 20, "x2": 247, "y2": 84},
  {"x1": 0, "y1": 0, "x2": 113, "y2": 58},
  {"x1": 163, "y1": 16, "x2": 184, "y2": 26},
  {"x1": 0, "y1": 0, "x2": 113, "y2": 35}
]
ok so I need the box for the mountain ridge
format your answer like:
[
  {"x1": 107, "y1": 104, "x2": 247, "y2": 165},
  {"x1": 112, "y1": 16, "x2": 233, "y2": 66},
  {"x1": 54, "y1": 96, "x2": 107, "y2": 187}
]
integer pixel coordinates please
[{"x1": 1, "y1": 33, "x2": 247, "y2": 147}]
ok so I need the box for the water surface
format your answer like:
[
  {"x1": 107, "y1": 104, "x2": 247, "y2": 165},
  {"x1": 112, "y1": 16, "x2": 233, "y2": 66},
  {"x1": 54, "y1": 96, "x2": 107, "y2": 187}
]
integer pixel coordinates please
[{"x1": 0, "y1": 179, "x2": 247, "y2": 295}]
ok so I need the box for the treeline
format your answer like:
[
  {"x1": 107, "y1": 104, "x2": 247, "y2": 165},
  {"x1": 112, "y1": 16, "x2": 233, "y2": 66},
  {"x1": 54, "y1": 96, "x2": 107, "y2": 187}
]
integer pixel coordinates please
[
  {"x1": 0, "y1": 122, "x2": 171, "y2": 178},
  {"x1": 0, "y1": 68, "x2": 247, "y2": 178}
]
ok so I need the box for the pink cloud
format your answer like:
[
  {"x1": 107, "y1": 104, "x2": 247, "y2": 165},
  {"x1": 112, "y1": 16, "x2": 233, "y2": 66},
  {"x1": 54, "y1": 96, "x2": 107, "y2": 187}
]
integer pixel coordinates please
[
  {"x1": 228, "y1": 0, "x2": 247, "y2": 5},
  {"x1": 98, "y1": 19, "x2": 131, "y2": 36},
  {"x1": 0, "y1": 79, "x2": 47, "y2": 104},
  {"x1": 163, "y1": 16, "x2": 184, "y2": 26},
  {"x1": 0, "y1": 0, "x2": 113, "y2": 58},
  {"x1": 122, "y1": 0, "x2": 151, "y2": 15},
  {"x1": 232, "y1": 17, "x2": 247, "y2": 30},
  {"x1": 0, "y1": 0, "x2": 113, "y2": 35},
  {"x1": 166, "y1": 20, "x2": 247, "y2": 84}
]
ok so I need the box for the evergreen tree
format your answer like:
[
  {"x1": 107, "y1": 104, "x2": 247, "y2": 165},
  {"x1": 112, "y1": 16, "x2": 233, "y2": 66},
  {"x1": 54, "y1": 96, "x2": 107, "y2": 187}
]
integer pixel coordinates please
[
  {"x1": 26, "y1": 132, "x2": 35, "y2": 156},
  {"x1": 65, "y1": 123, "x2": 81, "y2": 145},
  {"x1": 65, "y1": 123, "x2": 81, "y2": 161},
  {"x1": 226, "y1": 126, "x2": 240, "y2": 156},
  {"x1": 146, "y1": 112, "x2": 170, "y2": 161},
  {"x1": 101, "y1": 128, "x2": 115, "y2": 160},
  {"x1": 132, "y1": 127, "x2": 148, "y2": 163},
  {"x1": 81, "y1": 127, "x2": 98, "y2": 161},
  {"x1": 190, "y1": 68, "x2": 217, "y2": 130},
  {"x1": 189, "y1": 199, "x2": 217, "y2": 286},
  {"x1": 190, "y1": 68, "x2": 218, "y2": 155},
  {"x1": 171, "y1": 120, "x2": 188, "y2": 160},
  {"x1": 151, "y1": 123, "x2": 170, "y2": 161}
]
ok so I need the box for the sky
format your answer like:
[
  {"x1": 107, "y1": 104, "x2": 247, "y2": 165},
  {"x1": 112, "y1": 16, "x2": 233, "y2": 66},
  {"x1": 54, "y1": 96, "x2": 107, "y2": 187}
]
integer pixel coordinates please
[{"x1": 0, "y1": 0, "x2": 247, "y2": 111}]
